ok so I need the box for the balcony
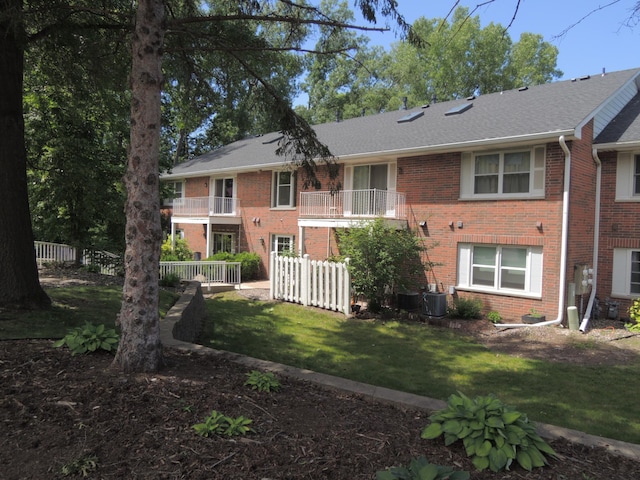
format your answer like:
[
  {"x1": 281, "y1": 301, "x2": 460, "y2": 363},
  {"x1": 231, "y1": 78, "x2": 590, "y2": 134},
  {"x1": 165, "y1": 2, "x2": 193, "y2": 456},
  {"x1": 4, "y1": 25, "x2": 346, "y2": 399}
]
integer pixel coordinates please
[
  {"x1": 171, "y1": 196, "x2": 240, "y2": 217},
  {"x1": 299, "y1": 189, "x2": 406, "y2": 219}
]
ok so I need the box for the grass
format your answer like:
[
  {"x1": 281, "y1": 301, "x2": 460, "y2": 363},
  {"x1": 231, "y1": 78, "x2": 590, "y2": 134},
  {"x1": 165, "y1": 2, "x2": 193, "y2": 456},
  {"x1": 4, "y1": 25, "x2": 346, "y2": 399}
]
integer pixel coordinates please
[
  {"x1": 201, "y1": 291, "x2": 640, "y2": 445},
  {"x1": 0, "y1": 286, "x2": 180, "y2": 339}
]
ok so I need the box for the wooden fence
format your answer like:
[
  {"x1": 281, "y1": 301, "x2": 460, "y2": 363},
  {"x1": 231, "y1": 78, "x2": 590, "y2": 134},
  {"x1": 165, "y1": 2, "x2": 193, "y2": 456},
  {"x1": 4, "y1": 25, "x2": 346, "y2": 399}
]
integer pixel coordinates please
[{"x1": 269, "y1": 252, "x2": 351, "y2": 315}]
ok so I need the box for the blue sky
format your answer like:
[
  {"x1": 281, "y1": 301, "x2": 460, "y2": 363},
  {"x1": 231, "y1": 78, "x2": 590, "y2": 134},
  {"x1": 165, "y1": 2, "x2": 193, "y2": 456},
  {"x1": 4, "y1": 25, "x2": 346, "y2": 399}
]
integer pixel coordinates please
[{"x1": 356, "y1": 0, "x2": 639, "y2": 80}]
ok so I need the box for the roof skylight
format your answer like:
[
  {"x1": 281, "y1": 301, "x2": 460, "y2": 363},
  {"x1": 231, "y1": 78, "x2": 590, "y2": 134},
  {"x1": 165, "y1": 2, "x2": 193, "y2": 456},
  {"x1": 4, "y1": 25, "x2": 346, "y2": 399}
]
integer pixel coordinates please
[
  {"x1": 444, "y1": 103, "x2": 473, "y2": 116},
  {"x1": 397, "y1": 110, "x2": 424, "y2": 123}
]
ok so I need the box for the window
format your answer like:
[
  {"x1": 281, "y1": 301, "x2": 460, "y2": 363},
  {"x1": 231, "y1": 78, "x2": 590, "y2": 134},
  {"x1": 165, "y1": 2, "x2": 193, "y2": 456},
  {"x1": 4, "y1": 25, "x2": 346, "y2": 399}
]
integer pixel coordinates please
[
  {"x1": 612, "y1": 249, "x2": 640, "y2": 296},
  {"x1": 272, "y1": 171, "x2": 295, "y2": 208},
  {"x1": 635, "y1": 155, "x2": 640, "y2": 196},
  {"x1": 212, "y1": 177, "x2": 234, "y2": 214},
  {"x1": 458, "y1": 244, "x2": 543, "y2": 296},
  {"x1": 615, "y1": 153, "x2": 640, "y2": 200},
  {"x1": 271, "y1": 235, "x2": 294, "y2": 255},
  {"x1": 212, "y1": 233, "x2": 235, "y2": 254},
  {"x1": 460, "y1": 147, "x2": 545, "y2": 199},
  {"x1": 163, "y1": 181, "x2": 184, "y2": 206}
]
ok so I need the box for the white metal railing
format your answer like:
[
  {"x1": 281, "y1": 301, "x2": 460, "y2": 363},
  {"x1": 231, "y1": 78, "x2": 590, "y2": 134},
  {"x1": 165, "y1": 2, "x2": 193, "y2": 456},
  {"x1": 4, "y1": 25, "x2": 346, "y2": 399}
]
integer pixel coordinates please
[
  {"x1": 269, "y1": 252, "x2": 351, "y2": 315},
  {"x1": 171, "y1": 196, "x2": 239, "y2": 216},
  {"x1": 299, "y1": 189, "x2": 406, "y2": 219},
  {"x1": 34, "y1": 241, "x2": 122, "y2": 276},
  {"x1": 160, "y1": 261, "x2": 242, "y2": 286},
  {"x1": 34, "y1": 241, "x2": 76, "y2": 265}
]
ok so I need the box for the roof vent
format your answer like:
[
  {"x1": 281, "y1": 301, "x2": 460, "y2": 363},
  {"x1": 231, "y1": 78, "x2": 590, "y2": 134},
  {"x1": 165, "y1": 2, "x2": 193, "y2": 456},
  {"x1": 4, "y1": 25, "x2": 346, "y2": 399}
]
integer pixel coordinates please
[
  {"x1": 466, "y1": 95, "x2": 476, "y2": 101},
  {"x1": 444, "y1": 103, "x2": 473, "y2": 116},
  {"x1": 518, "y1": 86, "x2": 528, "y2": 91},
  {"x1": 579, "y1": 75, "x2": 591, "y2": 81},
  {"x1": 397, "y1": 110, "x2": 424, "y2": 123},
  {"x1": 421, "y1": 104, "x2": 430, "y2": 109}
]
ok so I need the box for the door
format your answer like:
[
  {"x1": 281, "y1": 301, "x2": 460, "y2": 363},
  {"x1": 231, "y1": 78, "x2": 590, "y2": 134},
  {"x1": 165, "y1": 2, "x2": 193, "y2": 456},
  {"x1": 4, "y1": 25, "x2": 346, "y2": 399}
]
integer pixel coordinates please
[{"x1": 213, "y1": 177, "x2": 234, "y2": 214}]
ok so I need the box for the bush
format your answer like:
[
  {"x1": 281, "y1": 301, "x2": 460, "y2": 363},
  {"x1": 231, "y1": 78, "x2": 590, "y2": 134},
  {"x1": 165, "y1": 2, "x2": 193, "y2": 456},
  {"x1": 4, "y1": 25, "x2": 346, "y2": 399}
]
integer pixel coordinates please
[
  {"x1": 207, "y1": 251, "x2": 261, "y2": 280},
  {"x1": 335, "y1": 219, "x2": 427, "y2": 312},
  {"x1": 626, "y1": 298, "x2": 640, "y2": 332},
  {"x1": 160, "y1": 272, "x2": 181, "y2": 287},
  {"x1": 421, "y1": 392, "x2": 556, "y2": 472},
  {"x1": 448, "y1": 297, "x2": 483, "y2": 319},
  {"x1": 161, "y1": 237, "x2": 193, "y2": 261},
  {"x1": 487, "y1": 311, "x2": 502, "y2": 324}
]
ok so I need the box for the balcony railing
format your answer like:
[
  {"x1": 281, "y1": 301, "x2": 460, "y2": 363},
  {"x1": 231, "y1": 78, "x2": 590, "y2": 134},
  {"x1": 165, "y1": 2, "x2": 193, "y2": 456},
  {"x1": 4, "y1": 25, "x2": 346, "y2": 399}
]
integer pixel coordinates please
[
  {"x1": 299, "y1": 189, "x2": 406, "y2": 219},
  {"x1": 171, "y1": 196, "x2": 240, "y2": 217}
]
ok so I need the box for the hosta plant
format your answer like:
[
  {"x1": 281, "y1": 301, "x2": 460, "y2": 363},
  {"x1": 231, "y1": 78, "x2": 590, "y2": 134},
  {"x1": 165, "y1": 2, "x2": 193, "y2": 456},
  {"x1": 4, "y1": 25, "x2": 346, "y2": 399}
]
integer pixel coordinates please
[
  {"x1": 625, "y1": 298, "x2": 640, "y2": 332},
  {"x1": 421, "y1": 392, "x2": 556, "y2": 472},
  {"x1": 193, "y1": 410, "x2": 253, "y2": 437},
  {"x1": 376, "y1": 456, "x2": 469, "y2": 480},
  {"x1": 245, "y1": 370, "x2": 281, "y2": 392},
  {"x1": 53, "y1": 323, "x2": 119, "y2": 355}
]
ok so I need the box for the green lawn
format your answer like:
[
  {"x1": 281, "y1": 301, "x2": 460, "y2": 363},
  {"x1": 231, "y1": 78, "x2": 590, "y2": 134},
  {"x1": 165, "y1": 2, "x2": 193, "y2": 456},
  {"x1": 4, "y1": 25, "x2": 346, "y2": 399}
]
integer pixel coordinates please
[
  {"x1": 0, "y1": 286, "x2": 179, "y2": 339},
  {"x1": 201, "y1": 291, "x2": 640, "y2": 445}
]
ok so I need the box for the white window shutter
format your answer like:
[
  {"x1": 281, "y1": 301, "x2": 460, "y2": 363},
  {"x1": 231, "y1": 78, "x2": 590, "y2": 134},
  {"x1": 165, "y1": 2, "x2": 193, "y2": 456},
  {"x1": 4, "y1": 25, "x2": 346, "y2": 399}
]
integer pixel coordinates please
[
  {"x1": 532, "y1": 146, "x2": 545, "y2": 195},
  {"x1": 460, "y1": 153, "x2": 473, "y2": 198},
  {"x1": 612, "y1": 248, "x2": 630, "y2": 296},
  {"x1": 387, "y1": 162, "x2": 397, "y2": 191},
  {"x1": 616, "y1": 153, "x2": 633, "y2": 200},
  {"x1": 529, "y1": 247, "x2": 543, "y2": 295},
  {"x1": 457, "y1": 244, "x2": 471, "y2": 287}
]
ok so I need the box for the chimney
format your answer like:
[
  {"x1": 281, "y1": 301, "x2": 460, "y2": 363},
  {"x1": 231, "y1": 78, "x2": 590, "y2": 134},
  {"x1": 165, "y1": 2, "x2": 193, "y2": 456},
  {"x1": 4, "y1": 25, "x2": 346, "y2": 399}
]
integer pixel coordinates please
[
  {"x1": 431, "y1": 93, "x2": 437, "y2": 104},
  {"x1": 401, "y1": 96, "x2": 408, "y2": 110}
]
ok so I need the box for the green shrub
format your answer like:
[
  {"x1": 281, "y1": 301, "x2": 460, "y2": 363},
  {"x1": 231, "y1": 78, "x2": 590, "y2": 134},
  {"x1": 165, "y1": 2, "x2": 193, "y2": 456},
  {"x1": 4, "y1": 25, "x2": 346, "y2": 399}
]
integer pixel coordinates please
[
  {"x1": 421, "y1": 392, "x2": 556, "y2": 472},
  {"x1": 376, "y1": 456, "x2": 469, "y2": 480},
  {"x1": 487, "y1": 311, "x2": 502, "y2": 324},
  {"x1": 626, "y1": 298, "x2": 640, "y2": 332},
  {"x1": 448, "y1": 297, "x2": 483, "y2": 319},
  {"x1": 80, "y1": 263, "x2": 102, "y2": 274},
  {"x1": 161, "y1": 237, "x2": 193, "y2": 261},
  {"x1": 160, "y1": 272, "x2": 181, "y2": 287},
  {"x1": 207, "y1": 251, "x2": 261, "y2": 280},
  {"x1": 192, "y1": 410, "x2": 253, "y2": 437},
  {"x1": 53, "y1": 323, "x2": 119, "y2": 355},
  {"x1": 245, "y1": 370, "x2": 281, "y2": 392}
]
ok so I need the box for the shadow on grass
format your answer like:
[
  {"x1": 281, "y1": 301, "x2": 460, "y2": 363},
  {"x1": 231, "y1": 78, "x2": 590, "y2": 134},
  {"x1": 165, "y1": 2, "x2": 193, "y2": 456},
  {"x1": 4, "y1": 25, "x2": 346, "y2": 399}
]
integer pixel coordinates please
[{"x1": 201, "y1": 292, "x2": 640, "y2": 444}]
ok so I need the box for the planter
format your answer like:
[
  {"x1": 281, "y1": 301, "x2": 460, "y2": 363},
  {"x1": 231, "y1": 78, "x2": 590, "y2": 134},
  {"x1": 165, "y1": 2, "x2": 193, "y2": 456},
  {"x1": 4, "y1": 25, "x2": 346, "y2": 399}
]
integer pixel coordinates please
[{"x1": 521, "y1": 314, "x2": 545, "y2": 324}]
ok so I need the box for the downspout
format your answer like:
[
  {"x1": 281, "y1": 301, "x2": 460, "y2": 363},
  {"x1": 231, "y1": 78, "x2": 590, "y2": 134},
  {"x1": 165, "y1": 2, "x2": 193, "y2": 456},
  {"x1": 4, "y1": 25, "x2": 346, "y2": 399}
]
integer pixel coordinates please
[
  {"x1": 496, "y1": 135, "x2": 571, "y2": 328},
  {"x1": 579, "y1": 147, "x2": 602, "y2": 332}
]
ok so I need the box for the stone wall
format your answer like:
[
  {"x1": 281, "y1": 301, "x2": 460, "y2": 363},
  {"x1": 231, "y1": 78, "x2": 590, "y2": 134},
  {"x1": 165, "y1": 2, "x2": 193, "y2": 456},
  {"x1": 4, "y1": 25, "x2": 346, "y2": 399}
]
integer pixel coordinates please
[{"x1": 162, "y1": 281, "x2": 207, "y2": 343}]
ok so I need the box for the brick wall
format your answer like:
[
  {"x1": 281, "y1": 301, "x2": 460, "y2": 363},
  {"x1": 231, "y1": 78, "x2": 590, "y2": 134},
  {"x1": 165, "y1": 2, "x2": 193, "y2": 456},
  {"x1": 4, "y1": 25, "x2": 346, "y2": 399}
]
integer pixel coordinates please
[
  {"x1": 598, "y1": 150, "x2": 640, "y2": 316},
  {"x1": 397, "y1": 143, "x2": 567, "y2": 321}
]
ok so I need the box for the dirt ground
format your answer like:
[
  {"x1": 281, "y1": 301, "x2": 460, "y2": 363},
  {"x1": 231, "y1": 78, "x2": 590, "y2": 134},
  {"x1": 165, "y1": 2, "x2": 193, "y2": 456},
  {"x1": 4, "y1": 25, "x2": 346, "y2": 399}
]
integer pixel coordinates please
[{"x1": 1, "y1": 269, "x2": 639, "y2": 479}]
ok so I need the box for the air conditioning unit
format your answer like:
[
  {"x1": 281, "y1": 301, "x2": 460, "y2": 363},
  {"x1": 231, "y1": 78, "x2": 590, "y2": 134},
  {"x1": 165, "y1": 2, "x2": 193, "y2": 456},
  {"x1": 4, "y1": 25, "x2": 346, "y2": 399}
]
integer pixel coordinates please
[{"x1": 422, "y1": 292, "x2": 447, "y2": 317}]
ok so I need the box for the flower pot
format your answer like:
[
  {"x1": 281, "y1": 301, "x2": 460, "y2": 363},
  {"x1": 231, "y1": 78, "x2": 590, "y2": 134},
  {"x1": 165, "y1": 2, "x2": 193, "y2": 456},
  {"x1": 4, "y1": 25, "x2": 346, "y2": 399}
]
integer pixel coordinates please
[{"x1": 521, "y1": 314, "x2": 545, "y2": 324}]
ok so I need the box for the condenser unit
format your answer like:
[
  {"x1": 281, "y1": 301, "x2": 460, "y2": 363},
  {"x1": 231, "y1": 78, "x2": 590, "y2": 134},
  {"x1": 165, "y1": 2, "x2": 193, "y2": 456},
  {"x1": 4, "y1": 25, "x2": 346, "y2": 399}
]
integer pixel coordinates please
[{"x1": 422, "y1": 292, "x2": 447, "y2": 317}]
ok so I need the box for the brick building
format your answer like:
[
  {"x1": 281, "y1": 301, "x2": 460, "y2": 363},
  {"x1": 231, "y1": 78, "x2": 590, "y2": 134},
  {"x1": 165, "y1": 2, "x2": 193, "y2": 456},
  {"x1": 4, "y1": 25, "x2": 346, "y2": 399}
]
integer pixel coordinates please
[{"x1": 161, "y1": 68, "x2": 640, "y2": 324}]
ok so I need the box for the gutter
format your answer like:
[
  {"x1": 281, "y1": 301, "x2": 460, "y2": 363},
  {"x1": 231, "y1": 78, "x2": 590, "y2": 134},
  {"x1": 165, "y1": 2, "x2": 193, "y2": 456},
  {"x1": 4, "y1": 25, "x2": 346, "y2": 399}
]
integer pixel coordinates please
[
  {"x1": 496, "y1": 135, "x2": 571, "y2": 329},
  {"x1": 579, "y1": 148, "x2": 602, "y2": 332}
]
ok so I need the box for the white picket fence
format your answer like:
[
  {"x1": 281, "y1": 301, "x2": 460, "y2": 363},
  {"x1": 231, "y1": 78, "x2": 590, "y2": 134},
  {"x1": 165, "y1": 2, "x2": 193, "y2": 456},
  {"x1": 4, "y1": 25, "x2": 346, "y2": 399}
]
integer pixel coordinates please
[
  {"x1": 160, "y1": 261, "x2": 242, "y2": 286},
  {"x1": 269, "y1": 252, "x2": 351, "y2": 315},
  {"x1": 34, "y1": 241, "x2": 122, "y2": 276}
]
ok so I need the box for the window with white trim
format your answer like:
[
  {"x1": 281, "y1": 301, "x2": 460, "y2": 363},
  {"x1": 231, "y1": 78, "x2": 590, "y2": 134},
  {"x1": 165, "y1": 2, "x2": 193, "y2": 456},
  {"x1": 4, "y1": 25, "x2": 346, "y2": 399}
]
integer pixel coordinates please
[
  {"x1": 212, "y1": 232, "x2": 235, "y2": 254},
  {"x1": 457, "y1": 244, "x2": 543, "y2": 296},
  {"x1": 272, "y1": 171, "x2": 295, "y2": 208},
  {"x1": 271, "y1": 235, "x2": 294, "y2": 255},
  {"x1": 615, "y1": 153, "x2": 640, "y2": 200},
  {"x1": 460, "y1": 147, "x2": 545, "y2": 199},
  {"x1": 163, "y1": 181, "x2": 184, "y2": 206},
  {"x1": 612, "y1": 249, "x2": 640, "y2": 296}
]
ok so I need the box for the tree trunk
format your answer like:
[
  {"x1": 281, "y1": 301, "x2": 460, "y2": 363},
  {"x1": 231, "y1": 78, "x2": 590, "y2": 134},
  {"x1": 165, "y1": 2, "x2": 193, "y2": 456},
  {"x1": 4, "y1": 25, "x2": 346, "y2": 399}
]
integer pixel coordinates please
[
  {"x1": 113, "y1": 0, "x2": 165, "y2": 372},
  {"x1": 0, "y1": 0, "x2": 51, "y2": 309}
]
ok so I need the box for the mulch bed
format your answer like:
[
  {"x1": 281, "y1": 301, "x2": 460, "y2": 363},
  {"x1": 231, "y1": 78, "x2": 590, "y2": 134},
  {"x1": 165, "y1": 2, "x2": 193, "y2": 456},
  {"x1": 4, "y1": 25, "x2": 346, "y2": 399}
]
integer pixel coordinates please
[{"x1": 1, "y1": 339, "x2": 639, "y2": 479}]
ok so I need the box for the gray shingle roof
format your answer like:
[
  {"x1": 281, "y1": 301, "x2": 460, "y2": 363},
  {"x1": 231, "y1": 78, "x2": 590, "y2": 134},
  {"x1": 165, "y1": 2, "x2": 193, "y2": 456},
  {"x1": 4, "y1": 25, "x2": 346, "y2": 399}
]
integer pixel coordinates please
[
  {"x1": 595, "y1": 93, "x2": 640, "y2": 147},
  {"x1": 163, "y1": 68, "x2": 640, "y2": 179}
]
